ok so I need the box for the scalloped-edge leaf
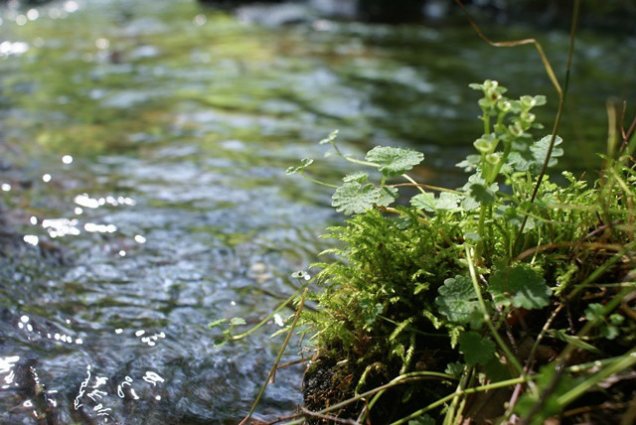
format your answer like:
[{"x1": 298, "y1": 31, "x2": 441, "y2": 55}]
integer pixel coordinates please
[
  {"x1": 435, "y1": 275, "x2": 481, "y2": 325},
  {"x1": 436, "y1": 192, "x2": 461, "y2": 211},
  {"x1": 531, "y1": 135, "x2": 564, "y2": 168},
  {"x1": 377, "y1": 186, "x2": 398, "y2": 207},
  {"x1": 459, "y1": 331, "x2": 495, "y2": 366},
  {"x1": 343, "y1": 172, "x2": 369, "y2": 183},
  {"x1": 489, "y1": 264, "x2": 551, "y2": 310},
  {"x1": 469, "y1": 182, "x2": 499, "y2": 206},
  {"x1": 411, "y1": 192, "x2": 436, "y2": 212},
  {"x1": 331, "y1": 181, "x2": 384, "y2": 215},
  {"x1": 365, "y1": 146, "x2": 424, "y2": 177}
]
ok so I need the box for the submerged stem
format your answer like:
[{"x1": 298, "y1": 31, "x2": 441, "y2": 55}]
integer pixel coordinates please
[{"x1": 239, "y1": 286, "x2": 309, "y2": 425}]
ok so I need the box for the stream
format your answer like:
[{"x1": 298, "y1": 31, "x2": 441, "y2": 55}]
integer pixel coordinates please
[{"x1": 0, "y1": 1, "x2": 633, "y2": 424}]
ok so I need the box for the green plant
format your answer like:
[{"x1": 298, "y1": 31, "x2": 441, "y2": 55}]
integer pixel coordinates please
[
  {"x1": 223, "y1": 81, "x2": 635, "y2": 423},
  {"x1": 275, "y1": 78, "x2": 636, "y2": 424},
  {"x1": 223, "y1": 1, "x2": 636, "y2": 421}
]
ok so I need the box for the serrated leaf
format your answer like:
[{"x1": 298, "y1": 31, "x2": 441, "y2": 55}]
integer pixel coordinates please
[
  {"x1": 331, "y1": 181, "x2": 384, "y2": 215},
  {"x1": 459, "y1": 331, "x2": 495, "y2": 366},
  {"x1": 365, "y1": 146, "x2": 424, "y2": 177},
  {"x1": 445, "y1": 362, "x2": 465, "y2": 378},
  {"x1": 410, "y1": 192, "x2": 436, "y2": 212},
  {"x1": 484, "y1": 355, "x2": 512, "y2": 382},
  {"x1": 530, "y1": 135, "x2": 564, "y2": 168},
  {"x1": 343, "y1": 171, "x2": 368, "y2": 183},
  {"x1": 435, "y1": 275, "x2": 481, "y2": 325},
  {"x1": 436, "y1": 192, "x2": 461, "y2": 211},
  {"x1": 489, "y1": 264, "x2": 551, "y2": 310},
  {"x1": 286, "y1": 158, "x2": 314, "y2": 175},
  {"x1": 469, "y1": 182, "x2": 498, "y2": 206},
  {"x1": 319, "y1": 129, "x2": 339, "y2": 145},
  {"x1": 506, "y1": 151, "x2": 532, "y2": 172},
  {"x1": 456, "y1": 154, "x2": 481, "y2": 172},
  {"x1": 377, "y1": 186, "x2": 398, "y2": 207},
  {"x1": 461, "y1": 194, "x2": 481, "y2": 211}
]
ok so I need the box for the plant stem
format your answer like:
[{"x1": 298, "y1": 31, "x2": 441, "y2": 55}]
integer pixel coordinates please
[
  {"x1": 557, "y1": 349, "x2": 636, "y2": 407},
  {"x1": 401, "y1": 173, "x2": 427, "y2": 195},
  {"x1": 305, "y1": 177, "x2": 339, "y2": 189},
  {"x1": 344, "y1": 156, "x2": 379, "y2": 168},
  {"x1": 465, "y1": 245, "x2": 524, "y2": 375},
  {"x1": 280, "y1": 372, "x2": 454, "y2": 425},
  {"x1": 230, "y1": 290, "x2": 299, "y2": 341},
  {"x1": 345, "y1": 155, "x2": 427, "y2": 195},
  {"x1": 516, "y1": 0, "x2": 580, "y2": 239},
  {"x1": 239, "y1": 286, "x2": 309, "y2": 425},
  {"x1": 443, "y1": 366, "x2": 472, "y2": 425},
  {"x1": 390, "y1": 377, "x2": 527, "y2": 425}
]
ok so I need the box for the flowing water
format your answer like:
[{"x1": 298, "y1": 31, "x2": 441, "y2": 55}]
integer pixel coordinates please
[{"x1": 0, "y1": 1, "x2": 633, "y2": 424}]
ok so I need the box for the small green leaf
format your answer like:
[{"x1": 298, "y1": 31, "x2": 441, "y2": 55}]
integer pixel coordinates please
[
  {"x1": 365, "y1": 146, "x2": 424, "y2": 177},
  {"x1": 459, "y1": 331, "x2": 495, "y2": 366},
  {"x1": 230, "y1": 317, "x2": 247, "y2": 326},
  {"x1": 456, "y1": 154, "x2": 481, "y2": 172},
  {"x1": 530, "y1": 135, "x2": 564, "y2": 168},
  {"x1": 286, "y1": 158, "x2": 314, "y2": 175},
  {"x1": 584, "y1": 303, "x2": 605, "y2": 322},
  {"x1": 343, "y1": 172, "x2": 368, "y2": 183},
  {"x1": 319, "y1": 129, "x2": 339, "y2": 145},
  {"x1": 410, "y1": 192, "x2": 436, "y2": 212},
  {"x1": 377, "y1": 186, "x2": 398, "y2": 207},
  {"x1": 461, "y1": 195, "x2": 481, "y2": 211},
  {"x1": 445, "y1": 362, "x2": 465, "y2": 378},
  {"x1": 208, "y1": 318, "x2": 227, "y2": 328},
  {"x1": 484, "y1": 356, "x2": 512, "y2": 382},
  {"x1": 584, "y1": 304, "x2": 623, "y2": 340},
  {"x1": 515, "y1": 364, "x2": 581, "y2": 424},
  {"x1": 331, "y1": 181, "x2": 385, "y2": 215},
  {"x1": 489, "y1": 264, "x2": 551, "y2": 310},
  {"x1": 436, "y1": 192, "x2": 461, "y2": 211},
  {"x1": 435, "y1": 275, "x2": 481, "y2": 325},
  {"x1": 469, "y1": 183, "x2": 498, "y2": 206},
  {"x1": 533, "y1": 95, "x2": 547, "y2": 106},
  {"x1": 506, "y1": 152, "x2": 531, "y2": 172}
]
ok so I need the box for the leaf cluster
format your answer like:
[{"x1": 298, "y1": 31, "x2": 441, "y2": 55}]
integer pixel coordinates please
[{"x1": 282, "y1": 81, "x2": 636, "y2": 424}]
